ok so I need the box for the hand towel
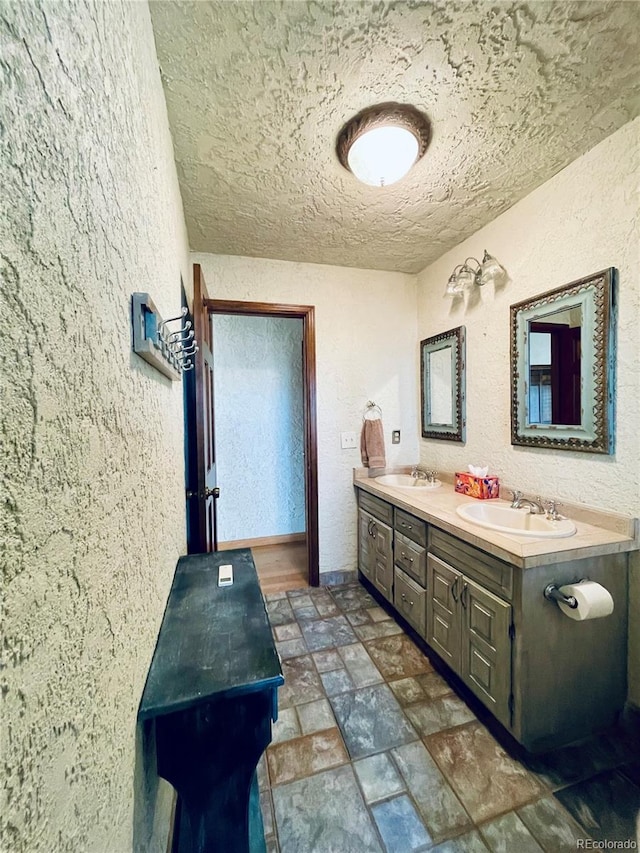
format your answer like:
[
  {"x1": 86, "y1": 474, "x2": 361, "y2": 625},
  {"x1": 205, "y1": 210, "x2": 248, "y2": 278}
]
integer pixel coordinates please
[{"x1": 360, "y1": 418, "x2": 386, "y2": 469}]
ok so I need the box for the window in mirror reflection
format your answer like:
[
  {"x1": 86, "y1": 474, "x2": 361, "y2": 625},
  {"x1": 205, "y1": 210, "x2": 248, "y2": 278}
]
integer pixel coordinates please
[
  {"x1": 510, "y1": 267, "x2": 615, "y2": 454},
  {"x1": 527, "y1": 307, "x2": 582, "y2": 426}
]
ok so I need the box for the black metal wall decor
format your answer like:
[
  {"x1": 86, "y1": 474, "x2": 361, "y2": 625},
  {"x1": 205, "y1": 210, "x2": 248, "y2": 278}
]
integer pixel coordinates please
[{"x1": 131, "y1": 292, "x2": 198, "y2": 381}]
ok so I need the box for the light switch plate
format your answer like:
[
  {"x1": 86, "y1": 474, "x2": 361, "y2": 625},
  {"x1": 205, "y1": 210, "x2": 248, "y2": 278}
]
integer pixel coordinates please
[{"x1": 341, "y1": 431, "x2": 357, "y2": 449}]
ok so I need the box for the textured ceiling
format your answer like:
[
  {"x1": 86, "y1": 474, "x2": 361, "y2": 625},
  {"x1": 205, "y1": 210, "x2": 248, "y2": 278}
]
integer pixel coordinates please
[{"x1": 150, "y1": 1, "x2": 640, "y2": 274}]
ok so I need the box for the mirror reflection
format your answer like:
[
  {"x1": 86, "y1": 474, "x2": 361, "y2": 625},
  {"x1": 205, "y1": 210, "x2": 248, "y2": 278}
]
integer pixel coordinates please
[
  {"x1": 428, "y1": 345, "x2": 454, "y2": 425},
  {"x1": 527, "y1": 306, "x2": 582, "y2": 426},
  {"x1": 511, "y1": 268, "x2": 616, "y2": 454},
  {"x1": 421, "y1": 326, "x2": 465, "y2": 442}
]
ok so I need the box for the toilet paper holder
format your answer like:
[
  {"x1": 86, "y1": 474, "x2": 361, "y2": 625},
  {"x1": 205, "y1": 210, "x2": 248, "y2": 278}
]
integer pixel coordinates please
[{"x1": 543, "y1": 583, "x2": 581, "y2": 610}]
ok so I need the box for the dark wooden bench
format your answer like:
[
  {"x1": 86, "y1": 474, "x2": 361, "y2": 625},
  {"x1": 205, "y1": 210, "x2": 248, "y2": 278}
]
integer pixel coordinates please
[{"x1": 138, "y1": 549, "x2": 283, "y2": 852}]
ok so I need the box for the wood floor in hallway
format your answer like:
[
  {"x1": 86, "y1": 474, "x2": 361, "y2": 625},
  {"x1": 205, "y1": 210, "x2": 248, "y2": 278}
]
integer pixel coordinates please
[{"x1": 251, "y1": 540, "x2": 309, "y2": 595}]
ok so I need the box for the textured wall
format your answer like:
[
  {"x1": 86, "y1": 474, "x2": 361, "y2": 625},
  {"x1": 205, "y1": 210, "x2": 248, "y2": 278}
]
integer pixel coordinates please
[
  {"x1": 1, "y1": 2, "x2": 189, "y2": 851},
  {"x1": 416, "y1": 118, "x2": 640, "y2": 704},
  {"x1": 192, "y1": 254, "x2": 418, "y2": 574},
  {"x1": 212, "y1": 315, "x2": 305, "y2": 542}
]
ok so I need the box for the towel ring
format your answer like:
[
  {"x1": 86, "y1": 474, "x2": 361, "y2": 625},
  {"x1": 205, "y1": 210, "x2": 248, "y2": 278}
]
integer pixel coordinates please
[{"x1": 363, "y1": 401, "x2": 382, "y2": 421}]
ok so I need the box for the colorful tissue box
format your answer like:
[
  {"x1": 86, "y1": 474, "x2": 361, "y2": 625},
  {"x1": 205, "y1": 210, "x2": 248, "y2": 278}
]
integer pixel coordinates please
[{"x1": 455, "y1": 472, "x2": 500, "y2": 500}]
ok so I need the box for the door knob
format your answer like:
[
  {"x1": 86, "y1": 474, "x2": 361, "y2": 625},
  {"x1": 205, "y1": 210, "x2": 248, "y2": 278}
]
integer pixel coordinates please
[{"x1": 186, "y1": 486, "x2": 220, "y2": 500}]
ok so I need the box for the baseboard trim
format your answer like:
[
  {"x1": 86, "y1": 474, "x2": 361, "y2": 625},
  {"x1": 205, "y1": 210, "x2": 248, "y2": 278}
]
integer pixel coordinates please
[
  {"x1": 320, "y1": 569, "x2": 358, "y2": 586},
  {"x1": 218, "y1": 533, "x2": 306, "y2": 551}
]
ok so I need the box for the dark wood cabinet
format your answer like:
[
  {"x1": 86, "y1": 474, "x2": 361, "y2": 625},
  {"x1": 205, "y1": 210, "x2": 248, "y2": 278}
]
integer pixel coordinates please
[
  {"x1": 425, "y1": 554, "x2": 461, "y2": 669},
  {"x1": 358, "y1": 507, "x2": 393, "y2": 602},
  {"x1": 358, "y1": 508, "x2": 375, "y2": 583},
  {"x1": 426, "y1": 554, "x2": 512, "y2": 728},
  {"x1": 358, "y1": 485, "x2": 629, "y2": 751},
  {"x1": 372, "y1": 518, "x2": 393, "y2": 601},
  {"x1": 460, "y1": 575, "x2": 512, "y2": 726}
]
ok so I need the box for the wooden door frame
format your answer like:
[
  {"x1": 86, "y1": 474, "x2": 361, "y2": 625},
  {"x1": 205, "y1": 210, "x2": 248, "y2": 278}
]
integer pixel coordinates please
[{"x1": 206, "y1": 298, "x2": 319, "y2": 587}]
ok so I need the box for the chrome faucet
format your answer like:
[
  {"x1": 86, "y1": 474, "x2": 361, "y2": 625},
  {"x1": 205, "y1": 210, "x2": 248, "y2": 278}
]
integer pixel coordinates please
[
  {"x1": 509, "y1": 490, "x2": 546, "y2": 514},
  {"x1": 411, "y1": 466, "x2": 438, "y2": 483},
  {"x1": 543, "y1": 499, "x2": 563, "y2": 521}
]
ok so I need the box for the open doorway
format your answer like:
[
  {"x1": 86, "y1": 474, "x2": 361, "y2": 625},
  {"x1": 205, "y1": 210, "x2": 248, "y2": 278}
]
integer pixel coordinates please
[{"x1": 207, "y1": 299, "x2": 319, "y2": 588}]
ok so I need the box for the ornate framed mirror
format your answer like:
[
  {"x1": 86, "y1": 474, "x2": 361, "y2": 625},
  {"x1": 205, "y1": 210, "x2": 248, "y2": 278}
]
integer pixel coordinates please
[
  {"x1": 420, "y1": 326, "x2": 466, "y2": 442},
  {"x1": 510, "y1": 268, "x2": 616, "y2": 454}
]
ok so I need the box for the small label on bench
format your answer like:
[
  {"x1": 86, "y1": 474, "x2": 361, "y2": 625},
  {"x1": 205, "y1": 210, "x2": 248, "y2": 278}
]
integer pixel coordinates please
[{"x1": 218, "y1": 564, "x2": 233, "y2": 587}]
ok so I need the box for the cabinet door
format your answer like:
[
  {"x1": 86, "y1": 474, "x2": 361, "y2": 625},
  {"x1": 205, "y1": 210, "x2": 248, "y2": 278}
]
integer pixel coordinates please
[
  {"x1": 358, "y1": 510, "x2": 374, "y2": 582},
  {"x1": 460, "y1": 576, "x2": 512, "y2": 727},
  {"x1": 372, "y1": 518, "x2": 393, "y2": 602},
  {"x1": 426, "y1": 555, "x2": 462, "y2": 673}
]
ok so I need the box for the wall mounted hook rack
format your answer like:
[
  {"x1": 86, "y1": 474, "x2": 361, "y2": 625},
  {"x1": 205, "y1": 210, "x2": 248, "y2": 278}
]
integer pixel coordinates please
[{"x1": 131, "y1": 292, "x2": 198, "y2": 380}]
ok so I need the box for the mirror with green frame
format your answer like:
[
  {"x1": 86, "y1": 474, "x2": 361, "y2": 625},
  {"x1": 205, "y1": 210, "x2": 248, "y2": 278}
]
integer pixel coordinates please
[
  {"x1": 510, "y1": 268, "x2": 616, "y2": 454},
  {"x1": 420, "y1": 326, "x2": 466, "y2": 442}
]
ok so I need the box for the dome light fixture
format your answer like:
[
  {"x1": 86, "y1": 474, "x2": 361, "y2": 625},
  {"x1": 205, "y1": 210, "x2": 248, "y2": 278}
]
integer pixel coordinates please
[{"x1": 336, "y1": 103, "x2": 431, "y2": 187}]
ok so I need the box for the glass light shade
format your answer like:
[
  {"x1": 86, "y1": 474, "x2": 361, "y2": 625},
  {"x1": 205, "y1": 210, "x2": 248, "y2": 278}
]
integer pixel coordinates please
[
  {"x1": 347, "y1": 126, "x2": 419, "y2": 187},
  {"x1": 445, "y1": 273, "x2": 461, "y2": 295},
  {"x1": 455, "y1": 264, "x2": 477, "y2": 289},
  {"x1": 479, "y1": 251, "x2": 506, "y2": 286}
]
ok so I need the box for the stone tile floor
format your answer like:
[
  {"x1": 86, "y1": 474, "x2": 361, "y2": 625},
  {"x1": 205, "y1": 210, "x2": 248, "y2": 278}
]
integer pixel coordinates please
[{"x1": 259, "y1": 580, "x2": 640, "y2": 853}]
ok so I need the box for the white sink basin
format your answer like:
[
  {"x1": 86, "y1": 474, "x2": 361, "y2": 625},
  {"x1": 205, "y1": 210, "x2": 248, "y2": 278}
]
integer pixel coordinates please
[
  {"x1": 456, "y1": 503, "x2": 576, "y2": 538},
  {"x1": 376, "y1": 474, "x2": 442, "y2": 491}
]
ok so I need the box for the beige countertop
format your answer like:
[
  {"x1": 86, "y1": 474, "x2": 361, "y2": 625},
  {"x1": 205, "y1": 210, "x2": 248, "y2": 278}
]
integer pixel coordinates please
[{"x1": 354, "y1": 469, "x2": 639, "y2": 569}]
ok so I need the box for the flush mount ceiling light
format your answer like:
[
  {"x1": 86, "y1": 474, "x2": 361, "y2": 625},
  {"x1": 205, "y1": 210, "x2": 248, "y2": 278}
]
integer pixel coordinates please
[
  {"x1": 445, "y1": 250, "x2": 507, "y2": 296},
  {"x1": 336, "y1": 103, "x2": 431, "y2": 187}
]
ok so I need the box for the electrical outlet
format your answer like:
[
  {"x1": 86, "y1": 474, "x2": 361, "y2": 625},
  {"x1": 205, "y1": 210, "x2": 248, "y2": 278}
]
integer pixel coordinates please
[
  {"x1": 341, "y1": 431, "x2": 357, "y2": 449},
  {"x1": 392, "y1": 430, "x2": 401, "y2": 444}
]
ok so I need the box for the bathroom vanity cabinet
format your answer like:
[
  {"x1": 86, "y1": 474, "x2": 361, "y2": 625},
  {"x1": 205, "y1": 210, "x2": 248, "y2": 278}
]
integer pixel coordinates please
[{"x1": 356, "y1": 485, "x2": 630, "y2": 753}]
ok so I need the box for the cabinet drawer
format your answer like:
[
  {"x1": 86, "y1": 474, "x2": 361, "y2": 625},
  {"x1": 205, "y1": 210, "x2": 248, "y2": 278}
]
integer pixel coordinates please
[
  {"x1": 359, "y1": 490, "x2": 393, "y2": 526},
  {"x1": 394, "y1": 567, "x2": 426, "y2": 636},
  {"x1": 429, "y1": 527, "x2": 513, "y2": 600},
  {"x1": 394, "y1": 532, "x2": 426, "y2": 587},
  {"x1": 394, "y1": 508, "x2": 428, "y2": 548}
]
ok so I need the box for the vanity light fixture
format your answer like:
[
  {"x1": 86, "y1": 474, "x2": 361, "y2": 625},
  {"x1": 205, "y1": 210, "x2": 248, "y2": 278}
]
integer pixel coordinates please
[
  {"x1": 445, "y1": 250, "x2": 507, "y2": 296},
  {"x1": 336, "y1": 103, "x2": 431, "y2": 187}
]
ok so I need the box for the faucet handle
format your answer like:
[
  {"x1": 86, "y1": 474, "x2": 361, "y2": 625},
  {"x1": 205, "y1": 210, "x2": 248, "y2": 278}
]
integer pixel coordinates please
[
  {"x1": 509, "y1": 489, "x2": 522, "y2": 506},
  {"x1": 544, "y1": 499, "x2": 562, "y2": 520},
  {"x1": 426, "y1": 469, "x2": 438, "y2": 482}
]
